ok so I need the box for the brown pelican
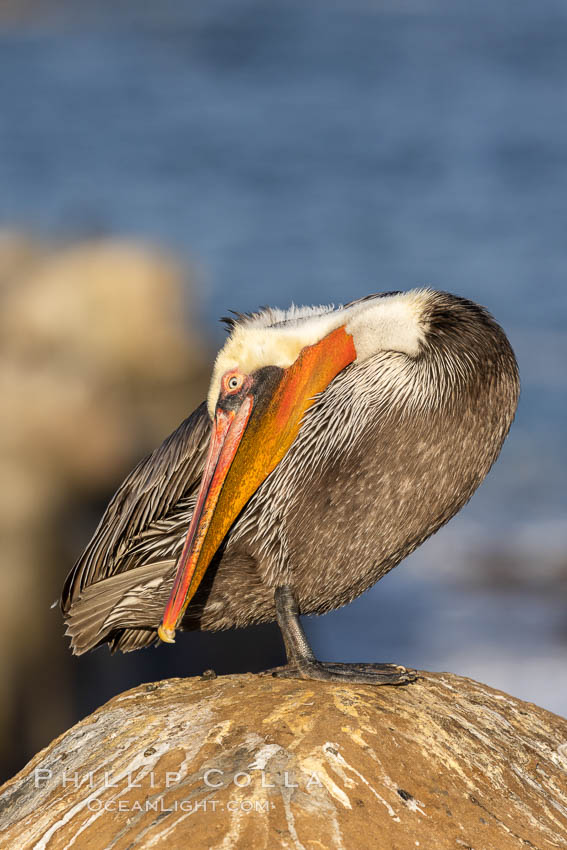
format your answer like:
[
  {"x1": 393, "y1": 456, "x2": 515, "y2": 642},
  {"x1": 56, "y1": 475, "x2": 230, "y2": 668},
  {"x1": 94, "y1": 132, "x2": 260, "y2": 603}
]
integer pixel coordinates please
[{"x1": 62, "y1": 289, "x2": 519, "y2": 684}]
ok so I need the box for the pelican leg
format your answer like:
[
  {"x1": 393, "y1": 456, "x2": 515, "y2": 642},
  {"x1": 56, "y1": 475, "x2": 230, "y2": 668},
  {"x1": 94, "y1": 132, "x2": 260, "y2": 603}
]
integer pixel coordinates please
[{"x1": 264, "y1": 586, "x2": 416, "y2": 686}]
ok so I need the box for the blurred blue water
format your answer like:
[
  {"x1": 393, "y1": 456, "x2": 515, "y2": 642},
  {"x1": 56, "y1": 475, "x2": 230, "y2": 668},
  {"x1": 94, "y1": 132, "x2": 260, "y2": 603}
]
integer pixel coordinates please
[{"x1": 1, "y1": 0, "x2": 566, "y2": 713}]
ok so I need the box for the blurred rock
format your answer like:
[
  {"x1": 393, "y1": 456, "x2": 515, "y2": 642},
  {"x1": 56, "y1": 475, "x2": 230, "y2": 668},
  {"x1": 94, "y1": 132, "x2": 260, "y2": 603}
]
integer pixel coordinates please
[
  {"x1": 1, "y1": 237, "x2": 207, "y2": 486},
  {"x1": 0, "y1": 672, "x2": 565, "y2": 849},
  {"x1": 0, "y1": 232, "x2": 42, "y2": 283},
  {"x1": 0, "y1": 233, "x2": 211, "y2": 780}
]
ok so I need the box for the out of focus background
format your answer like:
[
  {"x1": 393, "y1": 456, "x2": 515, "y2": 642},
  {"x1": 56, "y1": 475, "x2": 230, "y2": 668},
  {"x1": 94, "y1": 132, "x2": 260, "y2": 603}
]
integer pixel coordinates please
[{"x1": 1, "y1": 0, "x2": 566, "y2": 782}]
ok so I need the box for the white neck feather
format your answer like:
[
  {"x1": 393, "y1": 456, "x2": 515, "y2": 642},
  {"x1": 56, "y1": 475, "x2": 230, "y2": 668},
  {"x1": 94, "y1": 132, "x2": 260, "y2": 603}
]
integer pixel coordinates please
[
  {"x1": 207, "y1": 289, "x2": 430, "y2": 415},
  {"x1": 345, "y1": 290, "x2": 426, "y2": 361}
]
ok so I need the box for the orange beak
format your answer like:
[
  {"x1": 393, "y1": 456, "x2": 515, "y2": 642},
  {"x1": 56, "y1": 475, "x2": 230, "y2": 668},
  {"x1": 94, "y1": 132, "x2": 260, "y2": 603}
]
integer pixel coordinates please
[{"x1": 158, "y1": 324, "x2": 356, "y2": 643}]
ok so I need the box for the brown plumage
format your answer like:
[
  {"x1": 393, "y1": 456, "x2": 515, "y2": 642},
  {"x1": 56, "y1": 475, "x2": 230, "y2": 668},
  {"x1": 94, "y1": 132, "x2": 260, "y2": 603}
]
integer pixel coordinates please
[{"x1": 62, "y1": 289, "x2": 519, "y2": 667}]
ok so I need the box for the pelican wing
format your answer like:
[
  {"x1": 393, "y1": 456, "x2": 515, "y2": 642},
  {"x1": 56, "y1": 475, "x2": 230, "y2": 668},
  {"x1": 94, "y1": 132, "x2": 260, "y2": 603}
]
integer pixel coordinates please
[{"x1": 61, "y1": 402, "x2": 211, "y2": 653}]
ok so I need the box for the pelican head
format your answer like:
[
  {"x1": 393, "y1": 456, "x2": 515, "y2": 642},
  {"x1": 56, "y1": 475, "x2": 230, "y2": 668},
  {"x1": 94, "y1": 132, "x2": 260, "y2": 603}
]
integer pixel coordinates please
[{"x1": 158, "y1": 289, "x2": 446, "y2": 642}]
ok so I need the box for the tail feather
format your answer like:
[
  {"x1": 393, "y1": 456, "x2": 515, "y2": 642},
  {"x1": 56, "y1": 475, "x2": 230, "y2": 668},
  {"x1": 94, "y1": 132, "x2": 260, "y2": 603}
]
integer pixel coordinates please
[
  {"x1": 64, "y1": 560, "x2": 175, "y2": 655},
  {"x1": 109, "y1": 628, "x2": 159, "y2": 653}
]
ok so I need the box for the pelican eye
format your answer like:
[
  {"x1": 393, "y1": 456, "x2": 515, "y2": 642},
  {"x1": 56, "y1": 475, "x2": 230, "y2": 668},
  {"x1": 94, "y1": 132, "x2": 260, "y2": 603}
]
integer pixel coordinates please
[{"x1": 224, "y1": 372, "x2": 245, "y2": 393}]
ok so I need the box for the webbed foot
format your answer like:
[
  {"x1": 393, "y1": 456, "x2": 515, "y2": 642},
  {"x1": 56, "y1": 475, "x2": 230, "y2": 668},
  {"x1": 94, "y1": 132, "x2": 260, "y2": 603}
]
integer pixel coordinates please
[{"x1": 262, "y1": 659, "x2": 416, "y2": 685}]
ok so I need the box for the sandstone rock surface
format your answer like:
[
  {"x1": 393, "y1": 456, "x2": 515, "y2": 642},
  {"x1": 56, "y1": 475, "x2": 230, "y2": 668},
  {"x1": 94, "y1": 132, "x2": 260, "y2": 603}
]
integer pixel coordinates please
[{"x1": 0, "y1": 671, "x2": 565, "y2": 850}]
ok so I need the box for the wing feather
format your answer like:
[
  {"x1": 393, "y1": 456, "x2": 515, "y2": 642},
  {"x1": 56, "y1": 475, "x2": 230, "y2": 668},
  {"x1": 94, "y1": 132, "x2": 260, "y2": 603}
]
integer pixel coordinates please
[{"x1": 61, "y1": 401, "x2": 211, "y2": 652}]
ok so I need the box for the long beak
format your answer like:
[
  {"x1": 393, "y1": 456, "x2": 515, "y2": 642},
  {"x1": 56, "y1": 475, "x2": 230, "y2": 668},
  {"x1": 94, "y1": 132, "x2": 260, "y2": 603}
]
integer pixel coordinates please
[
  {"x1": 158, "y1": 324, "x2": 356, "y2": 643},
  {"x1": 157, "y1": 399, "x2": 253, "y2": 642}
]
